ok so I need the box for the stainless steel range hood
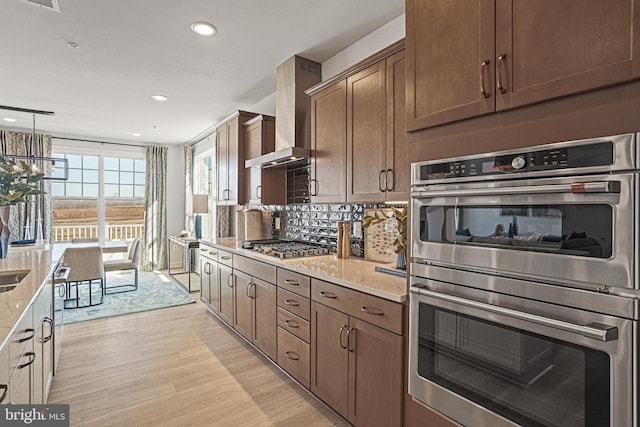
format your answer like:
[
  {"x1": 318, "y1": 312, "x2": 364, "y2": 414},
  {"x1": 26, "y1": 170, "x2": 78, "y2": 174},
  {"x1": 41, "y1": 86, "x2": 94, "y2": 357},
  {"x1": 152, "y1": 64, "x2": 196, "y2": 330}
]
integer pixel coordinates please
[{"x1": 245, "y1": 55, "x2": 321, "y2": 169}]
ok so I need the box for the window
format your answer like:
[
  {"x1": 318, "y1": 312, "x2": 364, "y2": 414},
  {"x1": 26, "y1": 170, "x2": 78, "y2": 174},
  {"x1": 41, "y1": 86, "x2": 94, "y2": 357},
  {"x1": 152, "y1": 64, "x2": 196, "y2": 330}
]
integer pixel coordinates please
[{"x1": 51, "y1": 151, "x2": 145, "y2": 242}]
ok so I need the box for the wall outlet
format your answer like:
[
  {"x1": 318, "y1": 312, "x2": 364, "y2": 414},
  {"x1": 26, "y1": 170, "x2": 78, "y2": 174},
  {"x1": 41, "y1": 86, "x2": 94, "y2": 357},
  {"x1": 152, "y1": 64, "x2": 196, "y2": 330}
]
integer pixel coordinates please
[{"x1": 353, "y1": 221, "x2": 363, "y2": 239}]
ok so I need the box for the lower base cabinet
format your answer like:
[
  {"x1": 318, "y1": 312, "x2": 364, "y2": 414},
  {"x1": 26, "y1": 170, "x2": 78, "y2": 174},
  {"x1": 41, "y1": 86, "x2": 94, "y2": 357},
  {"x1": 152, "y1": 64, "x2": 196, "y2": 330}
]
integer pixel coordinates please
[
  {"x1": 311, "y1": 302, "x2": 403, "y2": 427},
  {"x1": 277, "y1": 327, "x2": 310, "y2": 388},
  {"x1": 218, "y1": 263, "x2": 234, "y2": 326}
]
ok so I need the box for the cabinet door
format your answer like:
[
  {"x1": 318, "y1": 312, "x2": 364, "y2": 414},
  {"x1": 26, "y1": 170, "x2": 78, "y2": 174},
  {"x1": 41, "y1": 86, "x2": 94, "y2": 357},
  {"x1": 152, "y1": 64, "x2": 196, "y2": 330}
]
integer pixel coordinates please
[
  {"x1": 310, "y1": 302, "x2": 349, "y2": 418},
  {"x1": 218, "y1": 264, "x2": 234, "y2": 325},
  {"x1": 348, "y1": 318, "x2": 403, "y2": 427},
  {"x1": 210, "y1": 260, "x2": 220, "y2": 314},
  {"x1": 385, "y1": 50, "x2": 410, "y2": 201},
  {"x1": 346, "y1": 61, "x2": 386, "y2": 202},
  {"x1": 0, "y1": 347, "x2": 8, "y2": 404},
  {"x1": 216, "y1": 126, "x2": 229, "y2": 202},
  {"x1": 226, "y1": 118, "x2": 240, "y2": 204},
  {"x1": 245, "y1": 121, "x2": 263, "y2": 204},
  {"x1": 311, "y1": 80, "x2": 347, "y2": 203},
  {"x1": 405, "y1": 0, "x2": 495, "y2": 131},
  {"x1": 200, "y1": 257, "x2": 211, "y2": 305},
  {"x1": 496, "y1": 0, "x2": 640, "y2": 110},
  {"x1": 234, "y1": 270, "x2": 253, "y2": 341},
  {"x1": 10, "y1": 351, "x2": 33, "y2": 404},
  {"x1": 253, "y1": 277, "x2": 277, "y2": 361}
]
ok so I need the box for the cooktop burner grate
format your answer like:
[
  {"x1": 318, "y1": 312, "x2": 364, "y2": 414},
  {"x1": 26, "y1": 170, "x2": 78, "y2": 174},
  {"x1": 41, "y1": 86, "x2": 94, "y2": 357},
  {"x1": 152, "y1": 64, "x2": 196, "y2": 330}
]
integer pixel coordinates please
[{"x1": 242, "y1": 239, "x2": 329, "y2": 259}]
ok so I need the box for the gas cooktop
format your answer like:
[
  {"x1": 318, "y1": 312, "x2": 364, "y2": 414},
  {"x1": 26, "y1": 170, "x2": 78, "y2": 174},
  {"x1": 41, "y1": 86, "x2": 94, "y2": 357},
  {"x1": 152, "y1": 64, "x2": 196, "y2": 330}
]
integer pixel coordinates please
[{"x1": 241, "y1": 239, "x2": 330, "y2": 259}]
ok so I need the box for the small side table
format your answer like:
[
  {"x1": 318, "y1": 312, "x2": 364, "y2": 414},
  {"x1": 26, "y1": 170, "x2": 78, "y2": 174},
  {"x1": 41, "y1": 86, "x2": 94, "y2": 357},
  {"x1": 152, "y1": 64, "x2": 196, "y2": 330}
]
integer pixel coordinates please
[{"x1": 167, "y1": 235, "x2": 200, "y2": 293}]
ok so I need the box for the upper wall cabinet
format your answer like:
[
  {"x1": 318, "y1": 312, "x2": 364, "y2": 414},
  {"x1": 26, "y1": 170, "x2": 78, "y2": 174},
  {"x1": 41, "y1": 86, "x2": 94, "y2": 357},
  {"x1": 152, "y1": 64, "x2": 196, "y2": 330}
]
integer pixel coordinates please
[
  {"x1": 216, "y1": 111, "x2": 257, "y2": 205},
  {"x1": 405, "y1": 0, "x2": 640, "y2": 132},
  {"x1": 244, "y1": 115, "x2": 286, "y2": 206}
]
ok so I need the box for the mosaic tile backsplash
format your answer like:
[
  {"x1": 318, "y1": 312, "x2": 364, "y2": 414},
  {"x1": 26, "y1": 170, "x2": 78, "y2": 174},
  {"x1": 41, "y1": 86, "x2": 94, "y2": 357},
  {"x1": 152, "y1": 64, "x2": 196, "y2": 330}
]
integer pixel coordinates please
[{"x1": 260, "y1": 203, "x2": 400, "y2": 258}]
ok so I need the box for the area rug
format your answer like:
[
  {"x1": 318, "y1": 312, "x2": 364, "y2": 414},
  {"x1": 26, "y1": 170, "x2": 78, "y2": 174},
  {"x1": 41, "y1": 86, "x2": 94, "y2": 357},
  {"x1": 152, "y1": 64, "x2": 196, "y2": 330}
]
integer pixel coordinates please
[{"x1": 64, "y1": 270, "x2": 195, "y2": 324}]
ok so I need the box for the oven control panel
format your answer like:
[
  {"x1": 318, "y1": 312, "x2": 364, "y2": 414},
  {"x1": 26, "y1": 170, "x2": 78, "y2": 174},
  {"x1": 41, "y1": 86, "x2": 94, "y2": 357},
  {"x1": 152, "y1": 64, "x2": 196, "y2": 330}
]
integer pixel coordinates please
[{"x1": 418, "y1": 141, "x2": 613, "y2": 181}]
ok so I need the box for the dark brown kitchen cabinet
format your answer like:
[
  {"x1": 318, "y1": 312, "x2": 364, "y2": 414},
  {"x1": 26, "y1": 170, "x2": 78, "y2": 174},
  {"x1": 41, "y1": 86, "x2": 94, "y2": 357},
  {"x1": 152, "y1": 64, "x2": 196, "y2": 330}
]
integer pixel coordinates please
[
  {"x1": 385, "y1": 49, "x2": 409, "y2": 201},
  {"x1": 199, "y1": 245, "x2": 219, "y2": 313},
  {"x1": 244, "y1": 114, "x2": 286, "y2": 205},
  {"x1": 233, "y1": 256, "x2": 277, "y2": 361},
  {"x1": 218, "y1": 263, "x2": 234, "y2": 326},
  {"x1": 406, "y1": 0, "x2": 640, "y2": 131},
  {"x1": 310, "y1": 80, "x2": 347, "y2": 203},
  {"x1": 346, "y1": 61, "x2": 387, "y2": 202},
  {"x1": 216, "y1": 110, "x2": 257, "y2": 205},
  {"x1": 311, "y1": 302, "x2": 403, "y2": 427}
]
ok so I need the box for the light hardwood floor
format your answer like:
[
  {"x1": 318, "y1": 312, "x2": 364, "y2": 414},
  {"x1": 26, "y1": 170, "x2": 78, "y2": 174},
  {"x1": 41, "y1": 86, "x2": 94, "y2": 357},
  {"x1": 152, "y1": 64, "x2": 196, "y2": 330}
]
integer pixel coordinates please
[{"x1": 48, "y1": 299, "x2": 349, "y2": 426}]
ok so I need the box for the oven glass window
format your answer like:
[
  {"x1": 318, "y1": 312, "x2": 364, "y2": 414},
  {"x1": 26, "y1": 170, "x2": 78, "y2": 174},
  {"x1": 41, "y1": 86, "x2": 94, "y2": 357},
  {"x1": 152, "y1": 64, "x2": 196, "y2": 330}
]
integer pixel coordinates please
[
  {"x1": 417, "y1": 302, "x2": 610, "y2": 427},
  {"x1": 419, "y1": 204, "x2": 612, "y2": 258}
]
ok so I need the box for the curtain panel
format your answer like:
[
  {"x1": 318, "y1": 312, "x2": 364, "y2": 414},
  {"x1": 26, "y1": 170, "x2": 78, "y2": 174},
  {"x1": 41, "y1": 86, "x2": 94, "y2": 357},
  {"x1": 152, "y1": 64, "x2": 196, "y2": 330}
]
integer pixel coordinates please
[
  {"x1": 0, "y1": 130, "x2": 52, "y2": 242},
  {"x1": 142, "y1": 145, "x2": 168, "y2": 271},
  {"x1": 184, "y1": 144, "x2": 193, "y2": 232}
]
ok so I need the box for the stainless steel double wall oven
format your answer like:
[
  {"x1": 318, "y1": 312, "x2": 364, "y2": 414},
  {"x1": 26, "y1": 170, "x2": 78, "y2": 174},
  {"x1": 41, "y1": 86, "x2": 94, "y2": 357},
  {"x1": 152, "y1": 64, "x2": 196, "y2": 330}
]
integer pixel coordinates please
[{"x1": 409, "y1": 133, "x2": 639, "y2": 427}]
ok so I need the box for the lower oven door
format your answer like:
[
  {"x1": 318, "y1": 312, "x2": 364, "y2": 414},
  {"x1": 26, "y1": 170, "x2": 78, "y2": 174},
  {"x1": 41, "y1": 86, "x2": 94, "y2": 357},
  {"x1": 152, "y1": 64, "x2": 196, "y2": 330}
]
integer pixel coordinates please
[{"x1": 408, "y1": 281, "x2": 635, "y2": 427}]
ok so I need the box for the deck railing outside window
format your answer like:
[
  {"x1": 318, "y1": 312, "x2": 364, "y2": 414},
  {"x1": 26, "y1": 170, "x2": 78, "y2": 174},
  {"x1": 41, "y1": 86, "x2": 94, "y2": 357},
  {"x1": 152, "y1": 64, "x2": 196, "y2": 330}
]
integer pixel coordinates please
[{"x1": 52, "y1": 223, "x2": 144, "y2": 242}]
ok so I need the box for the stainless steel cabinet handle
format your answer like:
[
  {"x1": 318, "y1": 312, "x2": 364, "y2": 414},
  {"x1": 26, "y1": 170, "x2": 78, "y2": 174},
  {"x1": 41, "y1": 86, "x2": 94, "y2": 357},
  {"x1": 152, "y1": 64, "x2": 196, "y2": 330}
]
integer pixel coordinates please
[
  {"x1": 246, "y1": 282, "x2": 252, "y2": 298},
  {"x1": 346, "y1": 327, "x2": 355, "y2": 352},
  {"x1": 413, "y1": 287, "x2": 619, "y2": 342},
  {"x1": 257, "y1": 185, "x2": 262, "y2": 199},
  {"x1": 246, "y1": 283, "x2": 256, "y2": 299},
  {"x1": 319, "y1": 291, "x2": 337, "y2": 299},
  {"x1": 204, "y1": 262, "x2": 210, "y2": 275},
  {"x1": 284, "y1": 351, "x2": 299, "y2": 361},
  {"x1": 497, "y1": 54, "x2": 508, "y2": 94},
  {"x1": 379, "y1": 170, "x2": 386, "y2": 192},
  {"x1": 284, "y1": 319, "x2": 299, "y2": 329},
  {"x1": 17, "y1": 352, "x2": 36, "y2": 369},
  {"x1": 412, "y1": 181, "x2": 620, "y2": 199},
  {"x1": 339, "y1": 325, "x2": 348, "y2": 349},
  {"x1": 283, "y1": 279, "x2": 299, "y2": 286},
  {"x1": 0, "y1": 385, "x2": 7, "y2": 404},
  {"x1": 284, "y1": 299, "x2": 299, "y2": 307},
  {"x1": 220, "y1": 255, "x2": 232, "y2": 260},
  {"x1": 386, "y1": 169, "x2": 394, "y2": 192},
  {"x1": 227, "y1": 274, "x2": 234, "y2": 288},
  {"x1": 223, "y1": 189, "x2": 230, "y2": 200},
  {"x1": 480, "y1": 60, "x2": 491, "y2": 99},
  {"x1": 309, "y1": 179, "x2": 318, "y2": 197},
  {"x1": 43, "y1": 317, "x2": 53, "y2": 343},
  {"x1": 361, "y1": 306, "x2": 384, "y2": 316},
  {"x1": 17, "y1": 328, "x2": 35, "y2": 343}
]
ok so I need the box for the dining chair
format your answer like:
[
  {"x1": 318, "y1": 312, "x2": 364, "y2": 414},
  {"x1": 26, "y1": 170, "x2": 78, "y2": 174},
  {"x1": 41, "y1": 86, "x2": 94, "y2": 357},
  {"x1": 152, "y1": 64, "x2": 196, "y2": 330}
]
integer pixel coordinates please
[
  {"x1": 62, "y1": 246, "x2": 105, "y2": 308},
  {"x1": 71, "y1": 237, "x2": 99, "y2": 243},
  {"x1": 103, "y1": 238, "x2": 141, "y2": 295}
]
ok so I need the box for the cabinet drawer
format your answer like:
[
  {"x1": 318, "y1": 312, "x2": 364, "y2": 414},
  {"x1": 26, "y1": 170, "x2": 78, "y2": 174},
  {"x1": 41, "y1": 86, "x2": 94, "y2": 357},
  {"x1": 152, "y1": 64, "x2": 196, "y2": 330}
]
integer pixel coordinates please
[
  {"x1": 311, "y1": 279, "x2": 403, "y2": 335},
  {"x1": 277, "y1": 269, "x2": 311, "y2": 298},
  {"x1": 199, "y1": 244, "x2": 218, "y2": 261},
  {"x1": 277, "y1": 307, "x2": 310, "y2": 343},
  {"x1": 218, "y1": 250, "x2": 233, "y2": 267},
  {"x1": 234, "y1": 255, "x2": 276, "y2": 284},
  {"x1": 277, "y1": 288, "x2": 310, "y2": 321},
  {"x1": 277, "y1": 327, "x2": 310, "y2": 389}
]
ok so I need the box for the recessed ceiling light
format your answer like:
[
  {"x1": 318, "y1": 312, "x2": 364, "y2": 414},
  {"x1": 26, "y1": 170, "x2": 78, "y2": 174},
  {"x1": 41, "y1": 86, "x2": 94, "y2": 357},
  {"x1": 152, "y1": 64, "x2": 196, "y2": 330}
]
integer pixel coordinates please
[
  {"x1": 132, "y1": 133, "x2": 142, "y2": 137},
  {"x1": 190, "y1": 21, "x2": 217, "y2": 36},
  {"x1": 3, "y1": 118, "x2": 17, "y2": 122},
  {"x1": 151, "y1": 94, "x2": 168, "y2": 101}
]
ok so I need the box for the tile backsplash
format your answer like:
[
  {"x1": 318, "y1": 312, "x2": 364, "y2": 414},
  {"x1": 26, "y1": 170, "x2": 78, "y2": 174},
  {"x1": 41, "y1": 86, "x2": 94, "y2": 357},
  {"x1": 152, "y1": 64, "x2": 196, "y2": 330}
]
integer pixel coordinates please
[{"x1": 260, "y1": 203, "x2": 390, "y2": 258}]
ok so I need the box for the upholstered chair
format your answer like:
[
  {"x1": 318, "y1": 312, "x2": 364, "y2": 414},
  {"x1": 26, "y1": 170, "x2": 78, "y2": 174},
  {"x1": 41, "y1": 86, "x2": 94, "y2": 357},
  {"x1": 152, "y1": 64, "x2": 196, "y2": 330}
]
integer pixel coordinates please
[
  {"x1": 62, "y1": 246, "x2": 105, "y2": 308},
  {"x1": 103, "y1": 238, "x2": 141, "y2": 294}
]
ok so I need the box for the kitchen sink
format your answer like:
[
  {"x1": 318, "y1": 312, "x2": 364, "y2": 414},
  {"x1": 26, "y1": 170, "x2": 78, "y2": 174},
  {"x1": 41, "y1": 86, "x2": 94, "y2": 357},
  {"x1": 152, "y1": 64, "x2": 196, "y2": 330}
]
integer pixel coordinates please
[{"x1": 0, "y1": 269, "x2": 30, "y2": 293}]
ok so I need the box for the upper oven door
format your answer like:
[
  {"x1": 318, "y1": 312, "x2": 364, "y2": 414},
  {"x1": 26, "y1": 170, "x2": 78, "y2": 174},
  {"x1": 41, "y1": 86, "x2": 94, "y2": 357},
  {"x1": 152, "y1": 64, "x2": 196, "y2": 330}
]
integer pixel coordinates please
[{"x1": 411, "y1": 172, "x2": 636, "y2": 291}]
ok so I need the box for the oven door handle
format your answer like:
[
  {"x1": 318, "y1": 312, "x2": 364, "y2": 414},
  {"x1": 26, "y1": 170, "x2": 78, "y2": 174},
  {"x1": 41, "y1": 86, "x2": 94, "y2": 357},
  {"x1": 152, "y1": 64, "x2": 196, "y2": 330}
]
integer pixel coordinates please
[
  {"x1": 411, "y1": 181, "x2": 620, "y2": 199},
  {"x1": 412, "y1": 287, "x2": 619, "y2": 342}
]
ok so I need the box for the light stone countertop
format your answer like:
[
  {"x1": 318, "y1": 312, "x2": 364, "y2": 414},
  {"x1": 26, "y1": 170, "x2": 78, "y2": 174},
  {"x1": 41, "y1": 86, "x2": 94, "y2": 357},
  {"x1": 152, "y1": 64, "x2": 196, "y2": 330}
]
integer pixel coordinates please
[
  {"x1": 0, "y1": 245, "x2": 58, "y2": 350},
  {"x1": 205, "y1": 238, "x2": 407, "y2": 303}
]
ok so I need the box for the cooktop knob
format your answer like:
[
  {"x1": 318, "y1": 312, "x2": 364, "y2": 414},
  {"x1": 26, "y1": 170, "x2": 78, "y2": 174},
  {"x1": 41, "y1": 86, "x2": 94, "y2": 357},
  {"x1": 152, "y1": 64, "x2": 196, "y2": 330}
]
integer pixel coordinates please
[{"x1": 511, "y1": 156, "x2": 526, "y2": 170}]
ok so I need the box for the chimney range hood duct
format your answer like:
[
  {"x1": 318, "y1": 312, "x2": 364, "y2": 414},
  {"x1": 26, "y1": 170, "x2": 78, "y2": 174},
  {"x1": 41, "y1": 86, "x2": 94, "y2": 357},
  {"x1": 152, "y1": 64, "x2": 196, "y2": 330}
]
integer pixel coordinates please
[{"x1": 245, "y1": 56, "x2": 321, "y2": 169}]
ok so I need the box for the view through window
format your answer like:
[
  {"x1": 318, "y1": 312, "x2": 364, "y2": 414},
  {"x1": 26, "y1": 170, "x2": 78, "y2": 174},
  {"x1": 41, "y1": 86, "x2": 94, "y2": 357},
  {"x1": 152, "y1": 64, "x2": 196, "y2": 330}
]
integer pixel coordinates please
[{"x1": 51, "y1": 153, "x2": 145, "y2": 242}]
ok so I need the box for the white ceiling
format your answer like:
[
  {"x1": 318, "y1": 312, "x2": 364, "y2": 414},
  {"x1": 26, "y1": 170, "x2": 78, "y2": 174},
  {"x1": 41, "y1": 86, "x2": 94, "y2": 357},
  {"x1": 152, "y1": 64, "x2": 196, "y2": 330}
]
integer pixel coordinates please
[{"x1": 0, "y1": 0, "x2": 404, "y2": 146}]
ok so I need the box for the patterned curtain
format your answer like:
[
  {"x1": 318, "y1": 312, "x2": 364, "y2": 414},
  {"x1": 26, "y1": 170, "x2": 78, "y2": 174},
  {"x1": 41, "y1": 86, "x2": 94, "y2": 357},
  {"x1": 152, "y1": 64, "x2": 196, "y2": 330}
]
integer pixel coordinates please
[
  {"x1": 142, "y1": 145, "x2": 168, "y2": 271},
  {"x1": 184, "y1": 144, "x2": 193, "y2": 232},
  {"x1": 0, "y1": 130, "x2": 52, "y2": 242}
]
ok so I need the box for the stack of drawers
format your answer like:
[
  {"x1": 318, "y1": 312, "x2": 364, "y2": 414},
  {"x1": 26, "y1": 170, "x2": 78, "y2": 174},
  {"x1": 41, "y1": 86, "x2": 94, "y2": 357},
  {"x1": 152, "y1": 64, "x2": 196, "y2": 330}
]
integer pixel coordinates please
[{"x1": 276, "y1": 269, "x2": 311, "y2": 388}]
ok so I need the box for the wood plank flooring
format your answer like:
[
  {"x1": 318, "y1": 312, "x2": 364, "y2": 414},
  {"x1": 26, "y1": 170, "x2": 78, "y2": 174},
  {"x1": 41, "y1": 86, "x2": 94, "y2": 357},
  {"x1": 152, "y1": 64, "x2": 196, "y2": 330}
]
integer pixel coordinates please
[{"x1": 48, "y1": 298, "x2": 349, "y2": 426}]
